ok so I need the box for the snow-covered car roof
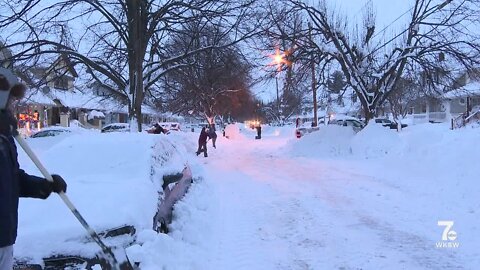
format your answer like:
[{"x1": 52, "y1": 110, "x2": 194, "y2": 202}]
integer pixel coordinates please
[
  {"x1": 330, "y1": 114, "x2": 361, "y2": 121},
  {"x1": 30, "y1": 128, "x2": 72, "y2": 138},
  {"x1": 101, "y1": 123, "x2": 130, "y2": 133}
]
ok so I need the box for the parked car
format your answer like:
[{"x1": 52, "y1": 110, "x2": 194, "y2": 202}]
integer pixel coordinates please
[
  {"x1": 329, "y1": 118, "x2": 366, "y2": 132},
  {"x1": 157, "y1": 122, "x2": 181, "y2": 132},
  {"x1": 30, "y1": 127, "x2": 72, "y2": 138},
  {"x1": 101, "y1": 123, "x2": 130, "y2": 133},
  {"x1": 168, "y1": 122, "x2": 180, "y2": 131},
  {"x1": 375, "y1": 118, "x2": 408, "y2": 129}
]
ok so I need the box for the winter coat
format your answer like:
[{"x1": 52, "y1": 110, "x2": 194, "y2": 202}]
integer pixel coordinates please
[
  {"x1": 198, "y1": 128, "x2": 208, "y2": 144},
  {"x1": 0, "y1": 134, "x2": 52, "y2": 248},
  {"x1": 208, "y1": 129, "x2": 217, "y2": 139},
  {"x1": 207, "y1": 124, "x2": 217, "y2": 138},
  {"x1": 152, "y1": 124, "x2": 165, "y2": 134}
]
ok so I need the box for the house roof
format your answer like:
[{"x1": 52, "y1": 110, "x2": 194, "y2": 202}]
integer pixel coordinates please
[
  {"x1": 20, "y1": 87, "x2": 158, "y2": 115},
  {"x1": 441, "y1": 81, "x2": 480, "y2": 99},
  {"x1": 47, "y1": 54, "x2": 78, "y2": 78}
]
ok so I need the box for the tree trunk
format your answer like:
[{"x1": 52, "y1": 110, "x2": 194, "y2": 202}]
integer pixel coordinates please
[
  {"x1": 126, "y1": 0, "x2": 147, "y2": 132},
  {"x1": 363, "y1": 105, "x2": 375, "y2": 124}
]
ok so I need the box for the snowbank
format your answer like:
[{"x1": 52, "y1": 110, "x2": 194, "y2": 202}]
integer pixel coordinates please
[
  {"x1": 224, "y1": 123, "x2": 245, "y2": 140},
  {"x1": 287, "y1": 122, "x2": 479, "y2": 161},
  {"x1": 15, "y1": 132, "x2": 192, "y2": 263},
  {"x1": 351, "y1": 123, "x2": 403, "y2": 158},
  {"x1": 87, "y1": 110, "x2": 105, "y2": 120},
  {"x1": 285, "y1": 125, "x2": 355, "y2": 158},
  {"x1": 262, "y1": 125, "x2": 296, "y2": 137}
]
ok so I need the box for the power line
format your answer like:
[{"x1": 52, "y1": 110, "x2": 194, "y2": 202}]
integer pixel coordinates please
[
  {"x1": 365, "y1": 0, "x2": 453, "y2": 59},
  {"x1": 371, "y1": 7, "x2": 414, "y2": 40},
  {"x1": 352, "y1": 0, "x2": 373, "y2": 19}
]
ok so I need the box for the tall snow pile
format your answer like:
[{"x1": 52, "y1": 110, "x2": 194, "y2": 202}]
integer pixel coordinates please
[
  {"x1": 351, "y1": 123, "x2": 402, "y2": 158},
  {"x1": 288, "y1": 122, "x2": 479, "y2": 162},
  {"x1": 15, "y1": 132, "x2": 191, "y2": 264},
  {"x1": 285, "y1": 125, "x2": 355, "y2": 157},
  {"x1": 224, "y1": 123, "x2": 244, "y2": 140},
  {"x1": 263, "y1": 125, "x2": 296, "y2": 137}
]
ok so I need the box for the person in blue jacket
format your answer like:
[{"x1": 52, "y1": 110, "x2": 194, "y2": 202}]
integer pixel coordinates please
[{"x1": 0, "y1": 70, "x2": 67, "y2": 270}]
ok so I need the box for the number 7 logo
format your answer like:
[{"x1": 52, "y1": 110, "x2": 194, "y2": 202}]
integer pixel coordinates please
[{"x1": 438, "y1": 221, "x2": 454, "y2": 241}]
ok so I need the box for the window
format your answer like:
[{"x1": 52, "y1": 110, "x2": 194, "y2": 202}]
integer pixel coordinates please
[
  {"x1": 422, "y1": 104, "x2": 427, "y2": 113},
  {"x1": 54, "y1": 76, "x2": 69, "y2": 90},
  {"x1": 459, "y1": 98, "x2": 466, "y2": 105}
]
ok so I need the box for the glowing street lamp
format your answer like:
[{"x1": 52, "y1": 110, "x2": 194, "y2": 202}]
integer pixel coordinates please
[
  {"x1": 268, "y1": 48, "x2": 291, "y2": 71},
  {"x1": 268, "y1": 48, "x2": 291, "y2": 116}
]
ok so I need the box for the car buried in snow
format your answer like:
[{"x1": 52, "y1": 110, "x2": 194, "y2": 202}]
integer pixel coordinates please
[
  {"x1": 329, "y1": 117, "x2": 365, "y2": 132},
  {"x1": 30, "y1": 127, "x2": 73, "y2": 138},
  {"x1": 101, "y1": 123, "x2": 130, "y2": 133},
  {"x1": 375, "y1": 118, "x2": 408, "y2": 129}
]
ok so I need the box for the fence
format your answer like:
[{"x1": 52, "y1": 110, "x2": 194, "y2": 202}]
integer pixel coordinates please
[{"x1": 410, "y1": 112, "x2": 447, "y2": 125}]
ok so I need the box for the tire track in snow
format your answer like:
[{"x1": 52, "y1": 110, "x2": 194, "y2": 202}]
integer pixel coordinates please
[
  {"x1": 197, "y1": 138, "x2": 466, "y2": 269},
  {"x1": 205, "y1": 166, "x2": 277, "y2": 270}
]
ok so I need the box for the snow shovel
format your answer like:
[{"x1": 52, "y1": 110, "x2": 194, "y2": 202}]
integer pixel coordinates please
[{"x1": 14, "y1": 134, "x2": 134, "y2": 270}]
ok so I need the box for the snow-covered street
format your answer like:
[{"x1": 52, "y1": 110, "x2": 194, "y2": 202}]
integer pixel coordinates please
[
  {"x1": 132, "y1": 125, "x2": 479, "y2": 270},
  {"x1": 3, "y1": 0, "x2": 480, "y2": 269},
  {"x1": 13, "y1": 124, "x2": 479, "y2": 270}
]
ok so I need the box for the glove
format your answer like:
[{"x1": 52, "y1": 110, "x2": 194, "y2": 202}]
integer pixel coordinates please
[{"x1": 51, "y1": 174, "x2": 67, "y2": 193}]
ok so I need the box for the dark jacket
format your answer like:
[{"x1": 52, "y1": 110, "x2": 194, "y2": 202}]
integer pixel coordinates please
[
  {"x1": 152, "y1": 124, "x2": 165, "y2": 134},
  {"x1": 198, "y1": 128, "x2": 208, "y2": 144},
  {"x1": 0, "y1": 134, "x2": 52, "y2": 247},
  {"x1": 208, "y1": 125, "x2": 217, "y2": 139}
]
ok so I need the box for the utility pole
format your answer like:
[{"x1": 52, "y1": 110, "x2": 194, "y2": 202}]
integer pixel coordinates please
[
  {"x1": 276, "y1": 76, "x2": 279, "y2": 115},
  {"x1": 309, "y1": 22, "x2": 318, "y2": 127}
]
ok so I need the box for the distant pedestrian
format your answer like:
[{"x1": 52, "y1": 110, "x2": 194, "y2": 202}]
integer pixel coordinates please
[
  {"x1": 208, "y1": 124, "x2": 217, "y2": 148},
  {"x1": 151, "y1": 123, "x2": 166, "y2": 134},
  {"x1": 255, "y1": 123, "x2": 262, "y2": 139},
  {"x1": 196, "y1": 127, "x2": 208, "y2": 157}
]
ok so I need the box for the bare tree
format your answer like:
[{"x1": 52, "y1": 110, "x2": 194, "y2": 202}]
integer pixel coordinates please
[
  {"x1": 289, "y1": 0, "x2": 480, "y2": 122},
  {"x1": 0, "y1": 0, "x2": 262, "y2": 130},
  {"x1": 258, "y1": 1, "x2": 334, "y2": 124},
  {"x1": 159, "y1": 22, "x2": 254, "y2": 124},
  {"x1": 387, "y1": 76, "x2": 422, "y2": 122}
]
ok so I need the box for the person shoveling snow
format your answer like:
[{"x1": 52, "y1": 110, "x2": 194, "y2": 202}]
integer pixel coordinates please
[
  {"x1": 0, "y1": 68, "x2": 68, "y2": 270},
  {"x1": 1, "y1": 67, "x2": 134, "y2": 270}
]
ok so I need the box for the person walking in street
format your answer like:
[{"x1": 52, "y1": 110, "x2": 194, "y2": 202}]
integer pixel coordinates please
[
  {"x1": 1, "y1": 68, "x2": 67, "y2": 270},
  {"x1": 196, "y1": 127, "x2": 209, "y2": 157},
  {"x1": 149, "y1": 123, "x2": 166, "y2": 134},
  {"x1": 255, "y1": 123, "x2": 262, "y2": 139},
  {"x1": 208, "y1": 124, "x2": 218, "y2": 148}
]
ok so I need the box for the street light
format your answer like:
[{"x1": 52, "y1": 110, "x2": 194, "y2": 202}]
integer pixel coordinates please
[
  {"x1": 268, "y1": 48, "x2": 289, "y2": 121},
  {"x1": 270, "y1": 48, "x2": 287, "y2": 72}
]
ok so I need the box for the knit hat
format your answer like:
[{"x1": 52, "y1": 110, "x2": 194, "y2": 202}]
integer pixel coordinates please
[{"x1": 0, "y1": 67, "x2": 26, "y2": 109}]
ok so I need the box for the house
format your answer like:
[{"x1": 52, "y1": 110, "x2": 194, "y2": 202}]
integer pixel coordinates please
[
  {"x1": 409, "y1": 71, "x2": 480, "y2": 126},
  {"x1": 0, "y1": 41, "x2": 13, "y2": 68},
  {"x1": 3, "y1": 49, "x2": 159, "y2": 132},
  {"x1": 15, "y1": 54, "x2": 82, "y2": 130}
]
